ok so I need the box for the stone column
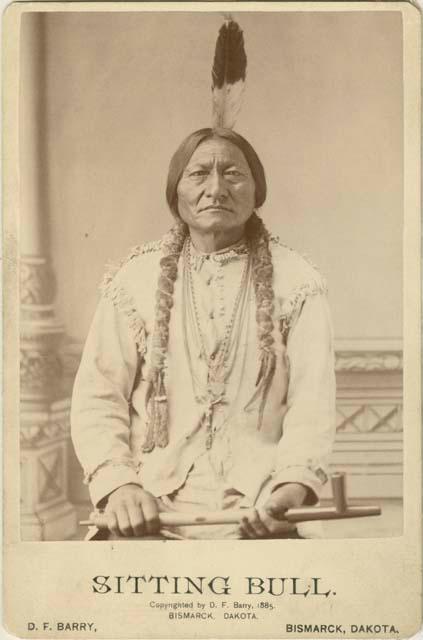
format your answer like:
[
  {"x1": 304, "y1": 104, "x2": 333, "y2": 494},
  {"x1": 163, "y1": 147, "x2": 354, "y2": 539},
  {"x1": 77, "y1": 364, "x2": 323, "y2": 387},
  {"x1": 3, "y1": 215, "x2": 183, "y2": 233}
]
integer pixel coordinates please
[{"x1": 20, "y1": 13, "x2": 77, "y2": 540}]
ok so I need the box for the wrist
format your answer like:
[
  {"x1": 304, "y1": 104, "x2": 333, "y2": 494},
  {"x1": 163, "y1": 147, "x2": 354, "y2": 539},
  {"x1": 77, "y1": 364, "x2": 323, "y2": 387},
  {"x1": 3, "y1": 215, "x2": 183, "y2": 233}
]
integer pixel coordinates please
[
  {"x1": 272, "y1": 482, "x2": 309, "y2": 507},
  {"x1": 99, "y1": 482, "x2": 144, "y2": 508}
]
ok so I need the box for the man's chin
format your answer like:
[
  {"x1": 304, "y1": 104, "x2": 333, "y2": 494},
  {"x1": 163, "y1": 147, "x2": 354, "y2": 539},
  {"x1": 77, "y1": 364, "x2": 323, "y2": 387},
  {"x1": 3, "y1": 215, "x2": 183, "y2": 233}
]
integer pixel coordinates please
[
  {"x1": 196, "y1": 211, "x2": 231, "y2": 224},
  {"x1": 194, "y1": 221, "x2": 233, "y2": 234}
]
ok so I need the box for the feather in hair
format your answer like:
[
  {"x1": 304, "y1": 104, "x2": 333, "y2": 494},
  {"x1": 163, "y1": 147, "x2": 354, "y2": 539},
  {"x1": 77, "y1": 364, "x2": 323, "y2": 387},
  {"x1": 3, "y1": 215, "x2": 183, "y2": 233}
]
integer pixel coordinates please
[{"x1": 211, "y1": 18, "x2": 247, "y2": 129}]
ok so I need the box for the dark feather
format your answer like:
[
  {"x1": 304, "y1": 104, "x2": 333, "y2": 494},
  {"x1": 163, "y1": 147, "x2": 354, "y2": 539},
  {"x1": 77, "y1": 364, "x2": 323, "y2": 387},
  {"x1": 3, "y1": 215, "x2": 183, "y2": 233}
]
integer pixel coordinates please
[
  {"x1": 212, "y1": 20, "x2": 247, "y2": 89},
  {"x1": 211, "y1": 19, "x2": 247, "y2": 128}
]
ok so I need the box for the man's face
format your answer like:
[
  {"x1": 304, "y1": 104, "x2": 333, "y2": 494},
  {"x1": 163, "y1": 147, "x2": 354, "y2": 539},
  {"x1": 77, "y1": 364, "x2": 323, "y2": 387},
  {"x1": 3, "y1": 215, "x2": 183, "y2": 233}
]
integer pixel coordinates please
[{"x1": 176, "y1": 138, "x2": 256, "y2": 236}]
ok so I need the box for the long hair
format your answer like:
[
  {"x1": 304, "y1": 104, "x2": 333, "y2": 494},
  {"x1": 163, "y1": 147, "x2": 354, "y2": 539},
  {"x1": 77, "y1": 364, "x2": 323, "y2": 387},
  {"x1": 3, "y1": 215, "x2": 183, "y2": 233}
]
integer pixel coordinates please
[{"x1": 142, "y1": 131, "x2": 275, "y2": 452}]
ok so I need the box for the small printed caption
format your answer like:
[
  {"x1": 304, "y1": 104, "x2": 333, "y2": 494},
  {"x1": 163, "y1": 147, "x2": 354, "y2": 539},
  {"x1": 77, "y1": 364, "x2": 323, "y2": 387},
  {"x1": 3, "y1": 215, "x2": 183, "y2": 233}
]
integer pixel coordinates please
[
  {"x1": 151, "y1": 598, "x2": 269, "y2": 620},
  {"x1": 26, "y1": 614, "x2": 400, "y2": 635},
  {"x1": 27, "y1": 623, "x2": 98, "y2": 633},
  {"x1": 150, "y1": 601, "x2": 400, "y2": 633}
]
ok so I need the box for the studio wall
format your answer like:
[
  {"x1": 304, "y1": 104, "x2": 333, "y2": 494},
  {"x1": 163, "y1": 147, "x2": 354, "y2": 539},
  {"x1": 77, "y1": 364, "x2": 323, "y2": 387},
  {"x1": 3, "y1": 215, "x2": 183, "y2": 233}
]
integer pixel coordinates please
[{"x1": 31, "y1": 11, "x2": 403, "y2": 344}]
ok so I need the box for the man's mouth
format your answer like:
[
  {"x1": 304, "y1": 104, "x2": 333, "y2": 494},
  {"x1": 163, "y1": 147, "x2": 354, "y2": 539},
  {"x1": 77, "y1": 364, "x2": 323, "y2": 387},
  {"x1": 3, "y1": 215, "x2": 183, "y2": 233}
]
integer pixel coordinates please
[{"x1": 200, "y1": 205, "x2": 232, "y2": 213}]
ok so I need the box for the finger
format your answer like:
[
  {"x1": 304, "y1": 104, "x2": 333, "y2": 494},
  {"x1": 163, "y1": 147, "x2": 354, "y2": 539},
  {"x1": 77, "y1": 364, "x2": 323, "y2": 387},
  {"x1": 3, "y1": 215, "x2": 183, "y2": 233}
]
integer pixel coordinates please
[
  {"x1": 258, "y1": 508, "x2": 297, "y2": 534},
  {"x1": 106, "y1": 511, "x2": 120, "y2": 538},
  {"x1": 139, "y1": 495, "x2": 160, "y2": 535},
  {"x1": 240, "y1": 517, "x2": 256, "y2": 539},
  {"x1": 115, "y1": 505, "x2": 133, "y2": 537},
  {"x1": 126, "y1": 502, "x2": 145, "y2": 537},
  {"x1": 241, "y1": 514, "x2": 268, "y2": 539},
  {"x1": 264, "y1": 501, "x2": 288, "y2": 521},
  {"x1": 238, "y1": 518, "x2": 252, "y2": 539},
  {"x1": 238, "y1": 513, "x2": 251, "y2": 538},
  {"x1": 246, "y1": 509, "x2": 270, "y2": 538}
]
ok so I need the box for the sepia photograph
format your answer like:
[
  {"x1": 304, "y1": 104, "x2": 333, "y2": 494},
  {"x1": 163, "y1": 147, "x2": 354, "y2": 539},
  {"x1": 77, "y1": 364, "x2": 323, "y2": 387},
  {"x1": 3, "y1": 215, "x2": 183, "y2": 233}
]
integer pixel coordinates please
[
  {"x1": 19, "y1": 7, "x2": 404, "y2": 542},
  {"x1": 3, "y1": 2, "x2": 421, "y2": 638}
]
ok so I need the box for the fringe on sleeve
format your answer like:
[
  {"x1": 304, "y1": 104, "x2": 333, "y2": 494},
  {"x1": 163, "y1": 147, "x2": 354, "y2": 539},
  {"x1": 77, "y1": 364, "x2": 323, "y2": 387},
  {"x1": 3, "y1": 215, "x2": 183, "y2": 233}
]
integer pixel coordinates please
[
  {"x1": 83, "y1": 456, "x2": 142, "y2": 485},
  {"x1": 279, "y1": 274, "x2": 328, "y2": 341},
  {"x1": 98, "y1": 243, "x2": 160, "y2": 358},
  {"x1": 269, "y1": 234, "x2": 329, "y2": 342}
]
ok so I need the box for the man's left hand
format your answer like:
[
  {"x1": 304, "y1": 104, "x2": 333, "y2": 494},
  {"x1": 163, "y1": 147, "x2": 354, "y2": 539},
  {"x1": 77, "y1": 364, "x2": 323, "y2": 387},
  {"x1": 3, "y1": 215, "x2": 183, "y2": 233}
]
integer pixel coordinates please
[{"x1": 239, "y1": 483, "x2": 308, "y2": 538}]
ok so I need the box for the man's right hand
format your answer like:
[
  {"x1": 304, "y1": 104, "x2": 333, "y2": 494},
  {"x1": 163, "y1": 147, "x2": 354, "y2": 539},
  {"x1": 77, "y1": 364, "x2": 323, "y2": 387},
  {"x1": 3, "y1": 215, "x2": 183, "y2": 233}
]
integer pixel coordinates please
[{"x1": 104, "y1": 483, "x2": 160, "y2": 537}]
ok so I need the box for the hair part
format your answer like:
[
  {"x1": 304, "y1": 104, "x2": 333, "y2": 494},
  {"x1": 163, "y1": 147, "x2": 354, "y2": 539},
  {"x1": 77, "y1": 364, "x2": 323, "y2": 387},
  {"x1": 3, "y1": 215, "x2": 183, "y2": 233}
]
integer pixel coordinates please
[{"x1": 166, "y1": 128, "x2": 267, "y2": 218}]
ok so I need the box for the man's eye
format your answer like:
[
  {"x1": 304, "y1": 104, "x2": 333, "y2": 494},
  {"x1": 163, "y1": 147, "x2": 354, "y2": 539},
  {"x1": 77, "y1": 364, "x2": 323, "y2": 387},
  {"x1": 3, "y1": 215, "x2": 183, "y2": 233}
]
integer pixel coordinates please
[
  {"x1": 190, "y1": 170, "x2": 208, "y2": 177},
  {"x1": 225, "y1": 170, "x2": 242, "y2": 177}
]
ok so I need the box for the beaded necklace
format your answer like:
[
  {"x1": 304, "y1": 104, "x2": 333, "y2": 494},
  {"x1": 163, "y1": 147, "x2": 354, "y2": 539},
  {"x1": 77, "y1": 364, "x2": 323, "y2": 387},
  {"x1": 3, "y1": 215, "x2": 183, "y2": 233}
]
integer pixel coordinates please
[{"x1": 182, "y1": 238, "x2": 252, "y2": 449}]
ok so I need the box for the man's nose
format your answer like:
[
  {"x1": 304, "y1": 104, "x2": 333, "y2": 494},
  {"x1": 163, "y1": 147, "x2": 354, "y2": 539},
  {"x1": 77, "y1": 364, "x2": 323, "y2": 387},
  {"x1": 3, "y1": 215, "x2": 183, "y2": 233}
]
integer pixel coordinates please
[{"x1": 205, "y1": 169, "x2": 228, "y2": 199}]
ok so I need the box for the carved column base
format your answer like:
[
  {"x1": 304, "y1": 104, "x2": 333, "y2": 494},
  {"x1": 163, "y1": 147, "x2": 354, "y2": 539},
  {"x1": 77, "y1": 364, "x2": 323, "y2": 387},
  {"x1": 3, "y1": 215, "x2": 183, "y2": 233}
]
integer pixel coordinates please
[
  {"x1": 20, "y1": 398, "x2": 78, "y2": 541},
  {"x1": 21, "y1": 502, "x2": 78, "y2": 542},
  {"x1": 20, "y1": 254, "x2": 78, "y2": 540}
]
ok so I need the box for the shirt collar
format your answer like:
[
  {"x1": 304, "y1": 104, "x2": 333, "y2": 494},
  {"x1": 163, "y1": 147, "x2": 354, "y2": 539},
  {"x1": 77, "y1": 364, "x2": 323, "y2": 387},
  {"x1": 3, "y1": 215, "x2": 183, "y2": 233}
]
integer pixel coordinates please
[{"x1": 189, "y1": 237, "x2": 249, "y2": 270}]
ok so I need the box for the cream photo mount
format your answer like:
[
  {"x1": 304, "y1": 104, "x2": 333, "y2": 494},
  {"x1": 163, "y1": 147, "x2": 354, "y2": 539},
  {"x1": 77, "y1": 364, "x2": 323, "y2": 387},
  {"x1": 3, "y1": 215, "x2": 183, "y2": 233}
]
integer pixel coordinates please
[{"x1": 2, "y1": 2, "x2": 421, "y2": 639}]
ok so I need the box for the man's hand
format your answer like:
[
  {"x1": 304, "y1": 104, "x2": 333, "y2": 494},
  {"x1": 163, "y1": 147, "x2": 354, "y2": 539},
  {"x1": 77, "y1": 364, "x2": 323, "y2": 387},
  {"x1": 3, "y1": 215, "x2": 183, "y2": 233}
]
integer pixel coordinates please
[
  {"x1": 104, "y1": 483, "x2": 160, "y2": 537},
  {"x1": 239, "y1": 483, "x2": 308, "y2": 538}
]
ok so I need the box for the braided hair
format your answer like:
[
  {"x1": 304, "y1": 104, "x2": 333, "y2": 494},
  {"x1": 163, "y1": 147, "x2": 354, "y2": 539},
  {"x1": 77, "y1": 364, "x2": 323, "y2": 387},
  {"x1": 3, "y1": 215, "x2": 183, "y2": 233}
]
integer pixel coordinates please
[
  {"x1": 143, "y1": 130, "x2": 276, "y2": 451},
  {"x1": 142, "y1": 221, "x2": 188, "y2": 452},
  {"x1": 246, "y1": 212, "x2": 276, "y2": 429}
]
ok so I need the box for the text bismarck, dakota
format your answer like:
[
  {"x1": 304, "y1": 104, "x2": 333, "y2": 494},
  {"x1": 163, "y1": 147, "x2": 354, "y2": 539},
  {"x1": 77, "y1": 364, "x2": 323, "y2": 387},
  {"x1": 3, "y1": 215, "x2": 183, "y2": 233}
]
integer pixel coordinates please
[{"x1": 285, "y1": 625, "x2": 400, "y2": 635}]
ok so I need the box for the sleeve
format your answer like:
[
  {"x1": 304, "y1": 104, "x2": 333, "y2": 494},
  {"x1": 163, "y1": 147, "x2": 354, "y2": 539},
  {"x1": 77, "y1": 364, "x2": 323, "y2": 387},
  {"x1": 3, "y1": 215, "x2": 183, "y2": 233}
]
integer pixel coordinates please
[
  {"x1": 70, "y1": 293, "x2": 144, "y2": 507},
  {"x1": 269, "y1": 292, "x2": 336, "y2": 504}
]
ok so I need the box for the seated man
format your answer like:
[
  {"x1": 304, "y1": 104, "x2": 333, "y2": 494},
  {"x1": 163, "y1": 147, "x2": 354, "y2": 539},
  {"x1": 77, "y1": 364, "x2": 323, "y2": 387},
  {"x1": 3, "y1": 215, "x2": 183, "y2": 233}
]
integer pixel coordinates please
[{"x1": 71, "y1": 127, "x2": 336, "y2": 540}]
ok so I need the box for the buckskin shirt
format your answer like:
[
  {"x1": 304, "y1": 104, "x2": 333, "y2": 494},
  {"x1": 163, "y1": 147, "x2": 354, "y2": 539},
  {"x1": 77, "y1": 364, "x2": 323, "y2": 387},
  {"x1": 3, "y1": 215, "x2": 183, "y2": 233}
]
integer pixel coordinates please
[{"x1": 71, "y1": 234, "x2": 336, "y2": 539}]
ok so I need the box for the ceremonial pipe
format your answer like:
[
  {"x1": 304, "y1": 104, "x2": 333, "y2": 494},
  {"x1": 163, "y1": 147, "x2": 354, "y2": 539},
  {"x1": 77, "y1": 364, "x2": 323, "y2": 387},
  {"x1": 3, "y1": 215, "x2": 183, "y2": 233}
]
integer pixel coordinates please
[
  {"x1": 284, "y1": 472, "x2": 381, "y2": 522},
  {"x1": 80, "y1": 508, "x2": 256, "y2": 528},
  {"x1": 284, "y1": 505, "x2": 380, "y2": 522},
  {"x1": 79, "y1": 472, "x2": 381, "y2": 529},
  {"x1": 332, "y1": 471, "x2": 348, "y2": 512},
  {"x1": 80, "y1": 505, "x2": 380, "y2": 529}
]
